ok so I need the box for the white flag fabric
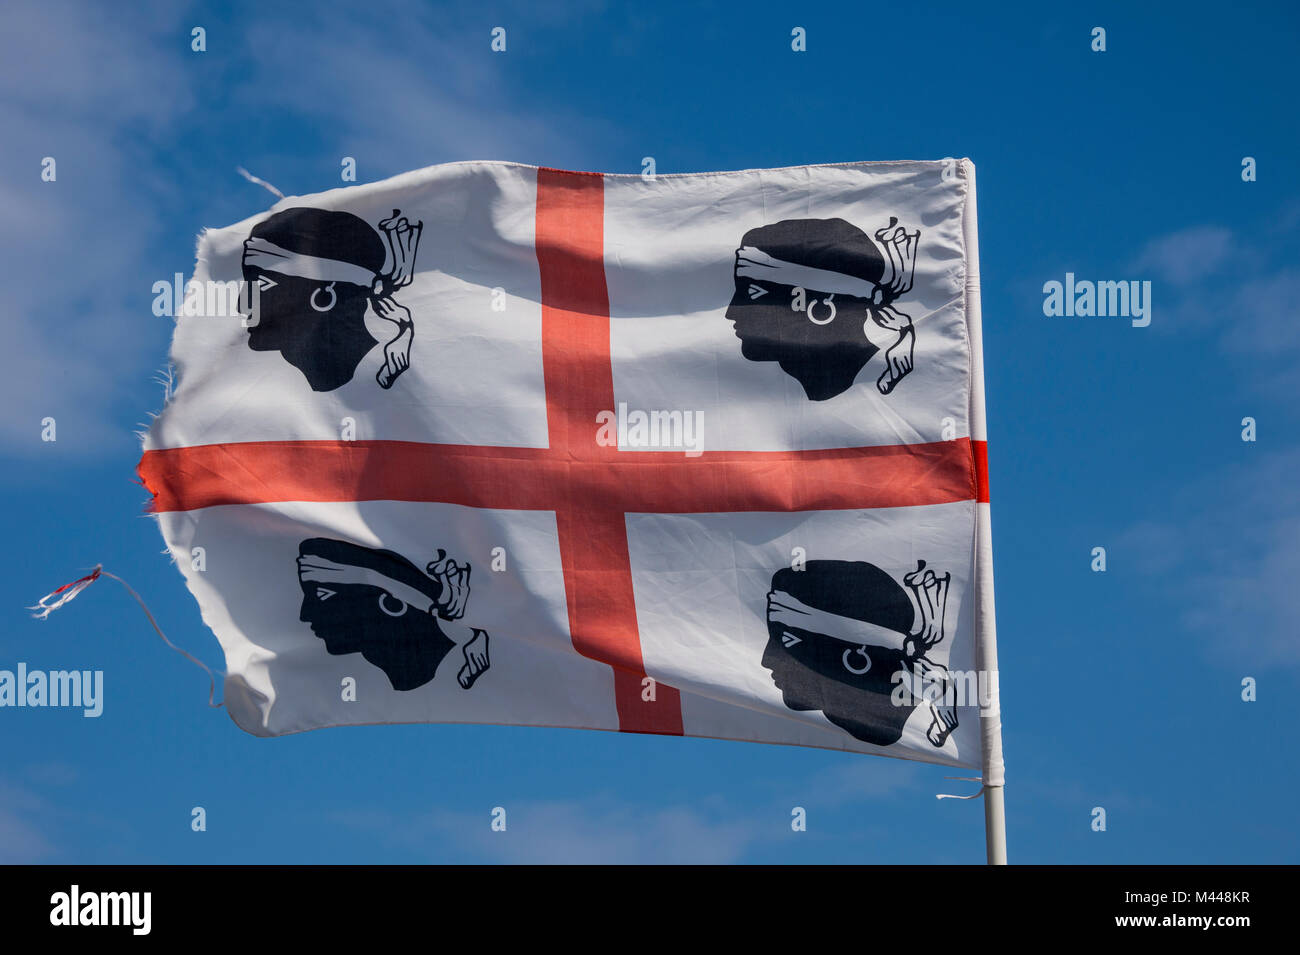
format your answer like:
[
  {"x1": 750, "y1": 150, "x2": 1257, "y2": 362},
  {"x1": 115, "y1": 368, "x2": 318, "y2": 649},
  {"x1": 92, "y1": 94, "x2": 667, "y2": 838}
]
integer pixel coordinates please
[{"x1": 141, "y1": 159, "x2": 1002, "y2": 777}]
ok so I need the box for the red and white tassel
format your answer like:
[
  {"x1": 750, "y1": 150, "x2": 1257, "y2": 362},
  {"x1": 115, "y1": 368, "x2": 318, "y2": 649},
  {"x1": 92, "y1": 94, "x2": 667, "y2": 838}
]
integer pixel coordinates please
[{"x1": 30, "y1": 565, "x2": 103, "y2": 619}]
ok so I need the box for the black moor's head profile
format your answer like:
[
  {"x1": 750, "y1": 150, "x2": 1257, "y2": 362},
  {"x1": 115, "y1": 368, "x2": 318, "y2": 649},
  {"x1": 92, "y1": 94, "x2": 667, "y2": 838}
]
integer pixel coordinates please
[
  {"x1": 296, "y1": 537, "x2": 455, "y2": 691},
  {"x1": 242, "y1": 206, "x2": 422, "y2": 392},
  {"x1": 727, "y1": 216, "x2": 921, "y2": 400},
  {"x1": 762, "y1": 558, "x2": 956, "y2": 748}
]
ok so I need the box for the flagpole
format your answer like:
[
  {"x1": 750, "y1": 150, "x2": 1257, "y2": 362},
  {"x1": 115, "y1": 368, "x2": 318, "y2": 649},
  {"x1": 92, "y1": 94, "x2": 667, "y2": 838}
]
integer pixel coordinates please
[
  {"x1": 961, "y1": 158, "x2": 1008, "y2": 865},
  {"x1": 984, "y1": 780, "x2": 1007, "y2": 865}
]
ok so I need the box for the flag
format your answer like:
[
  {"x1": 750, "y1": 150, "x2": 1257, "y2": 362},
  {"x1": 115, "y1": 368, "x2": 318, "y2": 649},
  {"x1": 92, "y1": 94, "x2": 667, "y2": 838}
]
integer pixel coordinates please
[{"x1": 139, "y1": 159, "x2": 1002, "y2": 777}]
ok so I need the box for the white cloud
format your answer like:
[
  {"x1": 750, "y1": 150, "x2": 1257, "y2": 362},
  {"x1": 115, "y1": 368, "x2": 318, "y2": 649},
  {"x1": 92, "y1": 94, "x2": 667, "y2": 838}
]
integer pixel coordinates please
[
  {"x1": 0, "y1": 781, "x2": 55, "y2": 863},
  {"x1": 330, "y1": 795, "x2": 766, "y2": 863},
  {"x1": 323, "y1": 755, "x2": 932, "y2": 863},
  {"x1": 429, "y1": 798, "x2": 762, "y2": 864},
  {"x1": 0, "y1": 1, "x2": 194, "y2": 454},
  {"x1": 1132, "y1": 226, "x2": 1235, "y2": 288},
  {"x1": 1117, "y1": 448, "x2": 1300, "y2": 667},
  {"x1": 1124, "y1": 222, "x2": 1300, "y2": 404}
]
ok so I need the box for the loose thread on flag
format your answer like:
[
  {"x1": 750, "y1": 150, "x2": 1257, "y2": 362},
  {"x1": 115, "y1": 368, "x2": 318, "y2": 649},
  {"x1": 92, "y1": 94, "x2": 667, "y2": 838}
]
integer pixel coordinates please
[
  {"x1": 236, "y1": 166, "x2": 285, "y2": 200},
  {"x1": 936, "y1": 776, "x2": 985, "y2": 800},
  {"x1": 29, "y1": 565, "x2": 225, "y2": 709}
]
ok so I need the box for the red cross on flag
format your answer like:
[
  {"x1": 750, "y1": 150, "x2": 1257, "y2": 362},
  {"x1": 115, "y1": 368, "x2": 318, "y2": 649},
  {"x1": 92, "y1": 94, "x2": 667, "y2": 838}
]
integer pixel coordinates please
[{"x1": 139, "y1": 159, "x2": 1003, "y2": 781}]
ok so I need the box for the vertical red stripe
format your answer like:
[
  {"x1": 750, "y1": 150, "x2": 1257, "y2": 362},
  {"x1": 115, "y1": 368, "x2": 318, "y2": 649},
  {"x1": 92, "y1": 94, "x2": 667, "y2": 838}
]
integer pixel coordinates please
[
  {"x1": 536, "y1": 169, "x2": 613, "y2": 457},
  {"x1": 536, "y1": 168, "x2": 684, "y2": 735}
]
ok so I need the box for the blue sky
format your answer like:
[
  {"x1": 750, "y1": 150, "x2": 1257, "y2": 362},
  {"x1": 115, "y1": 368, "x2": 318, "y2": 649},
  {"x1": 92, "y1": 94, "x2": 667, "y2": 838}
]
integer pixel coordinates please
[{"x1": 2, "y1": 0, "x2": 1298, "y2": 863}]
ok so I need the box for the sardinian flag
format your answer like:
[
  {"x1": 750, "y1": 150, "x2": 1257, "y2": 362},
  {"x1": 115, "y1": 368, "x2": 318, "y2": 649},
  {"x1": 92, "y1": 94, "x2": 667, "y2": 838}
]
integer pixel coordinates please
[{"x1": 140, "y1": 159, "x2": 1002, "y2": 780}]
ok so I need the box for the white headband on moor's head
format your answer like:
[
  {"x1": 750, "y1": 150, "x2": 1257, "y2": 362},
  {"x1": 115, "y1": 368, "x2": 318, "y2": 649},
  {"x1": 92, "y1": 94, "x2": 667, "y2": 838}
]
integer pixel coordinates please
[
  {"x1": 297, "y1": 554, "x2": 436, "y2": 616},
  {"x1": 241, "y1": 210, "x2": 423, "y2": 296},
  {"x1": 766, "y1": 589, "x2": 910, "y2": 652},
  {"x1": 736, "y1": 247, "x2": 885, "y2": 304},
  {"x1": 242, "y1": 237, "x2": 379, "y2": 289},
  {"x1": 735, "y1": 220, "x2": 920, "y2": 304}
]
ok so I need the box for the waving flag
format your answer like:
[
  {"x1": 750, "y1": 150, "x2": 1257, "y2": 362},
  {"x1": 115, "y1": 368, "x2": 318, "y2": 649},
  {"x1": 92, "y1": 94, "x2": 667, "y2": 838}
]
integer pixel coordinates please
[{"x1": 139, "y1": 160, "x2": 1003, "y2": 783}]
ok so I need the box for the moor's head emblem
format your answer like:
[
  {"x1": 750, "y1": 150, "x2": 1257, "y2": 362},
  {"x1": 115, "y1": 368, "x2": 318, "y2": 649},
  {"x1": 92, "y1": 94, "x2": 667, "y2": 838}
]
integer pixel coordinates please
[
  {"x1": 763, "y1": 559, "x2": 957, "y2": 748},
  {"x1": 727, "y1": 217, "x2": 921, "y2": 401},
  {"x1": 242, "y1": 207, "x2": 422, "y2": 392},
  {"x1": 297, "y1": 538, "x2": 490, "y2": 692}
]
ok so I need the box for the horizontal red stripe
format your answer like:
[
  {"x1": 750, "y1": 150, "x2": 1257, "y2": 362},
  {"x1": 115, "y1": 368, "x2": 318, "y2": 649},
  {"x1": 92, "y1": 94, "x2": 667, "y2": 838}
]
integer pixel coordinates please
[
  {"x1": 973, "y1": 439, "x2": 989, "y2": 503},
  {"x1": 138, "y1": 437, "x2": 981, "y2": 515}
]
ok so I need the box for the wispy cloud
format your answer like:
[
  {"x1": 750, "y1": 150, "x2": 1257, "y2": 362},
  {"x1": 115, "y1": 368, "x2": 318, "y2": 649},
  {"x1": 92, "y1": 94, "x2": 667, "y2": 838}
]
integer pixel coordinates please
[
  {"x1": 1127, "y1": 222, "x2": 1300, "y2": 401},
  {"x1": 1117, "y1": 447, "x2": 1300, "y2": 667},
  {"x1": 0, "y1": 779, "x2": 56, "y2": 862},
  {"x1": 758, "y1": 755, "x2": 925, "y2": 806},
  {"x1": 329, "y1": 794, "x2": 767, "y2": 863},
  {"x1": 1132, "y1": 225, "x2": 1235, "y2": 288},
  {"x1": 230, "y1": 6, "x2": 612, "y2": 174},
  {"x1": 0, "y1": 0, "x2": 620, "y2": 457},
  {"x1": 0, "y1": 0, "x2": 193, "y2": 455},
  {"x1": 322, "y1": 755, "x2": 935, "y2": 863},
  {"x1": 429, "y1": 798, "x2": 763, "y2": 864},
  {"x1": 1099, "y1": 226, "x2": 1300, "y2": 666}
]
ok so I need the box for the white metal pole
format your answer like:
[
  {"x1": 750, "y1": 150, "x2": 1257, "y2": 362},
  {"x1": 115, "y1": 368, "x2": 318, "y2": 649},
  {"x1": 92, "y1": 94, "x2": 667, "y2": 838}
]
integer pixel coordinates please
[
  {"x1": 984, "y1": 781, "x2": 1007, "y2": 865},
  {"x1": 960, "y1": 158, "x2": 1008, "y2": 865}
]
